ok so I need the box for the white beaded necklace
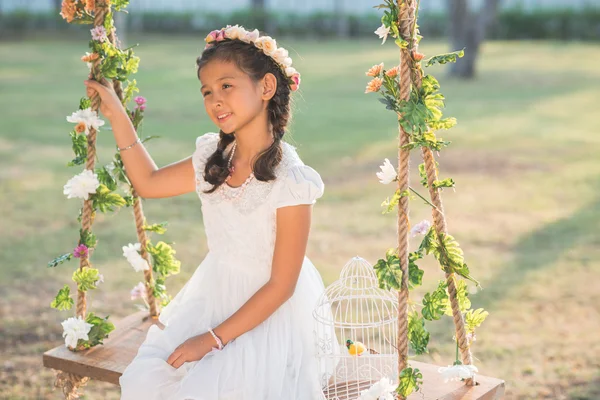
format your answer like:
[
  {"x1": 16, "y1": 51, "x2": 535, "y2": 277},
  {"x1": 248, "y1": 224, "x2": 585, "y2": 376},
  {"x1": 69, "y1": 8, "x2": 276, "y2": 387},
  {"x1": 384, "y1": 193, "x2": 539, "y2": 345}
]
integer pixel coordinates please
[{"x1": 223, "y1": 141, "x2": 255, "y2": 199}]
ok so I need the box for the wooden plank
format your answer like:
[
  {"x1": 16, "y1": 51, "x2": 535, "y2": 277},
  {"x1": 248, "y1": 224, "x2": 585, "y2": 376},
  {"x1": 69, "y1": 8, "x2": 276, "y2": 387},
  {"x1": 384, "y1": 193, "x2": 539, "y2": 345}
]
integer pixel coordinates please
[
  {"x1": 43, "y1": 311, "x2": 162, "y2": 385},
  {"x1": 322, "y1": 361, "x2": 505, "y2": 400},
  {"x1": 44, "y1": 312, "x2": 505, "y2": 399}
]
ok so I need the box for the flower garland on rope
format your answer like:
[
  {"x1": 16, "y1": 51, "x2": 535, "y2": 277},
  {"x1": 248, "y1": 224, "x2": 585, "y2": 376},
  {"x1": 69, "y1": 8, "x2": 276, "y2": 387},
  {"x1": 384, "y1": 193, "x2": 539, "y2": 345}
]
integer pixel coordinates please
[
  {"x1": 49, "y1": 0, "x2": 181, "y2": 363},
  {"x1": 364, "y1": 1, "x2": 490, "y2": 398}
]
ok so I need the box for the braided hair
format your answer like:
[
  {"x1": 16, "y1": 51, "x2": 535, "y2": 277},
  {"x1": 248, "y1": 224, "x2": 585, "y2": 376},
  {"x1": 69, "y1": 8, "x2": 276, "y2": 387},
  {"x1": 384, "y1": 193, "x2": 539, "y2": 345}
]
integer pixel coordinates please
[{"x1": 196, "y1": 39, "x2": 292, "y2": 194}]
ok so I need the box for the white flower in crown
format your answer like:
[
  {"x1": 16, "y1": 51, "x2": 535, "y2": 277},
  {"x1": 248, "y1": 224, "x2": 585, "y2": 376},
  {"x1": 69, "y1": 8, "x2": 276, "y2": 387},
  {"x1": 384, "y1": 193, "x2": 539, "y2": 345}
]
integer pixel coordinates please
[
  {"x1": 376, "y1": 158, "x2": 397, "y2": 184},
  {"x1": 254, "y1": 36, "x2": 277, "y2": 56},
  {"x1": 122, "y1": 243, "x2": 150, "y2": 272},
  {"x1": 224, "y1": 25, "x2": 246, "y2": 41},
  {"x1": 63, "y1": 169, "x2": 100, "y2": 200},
  {"x1": 66, "y1": 107, "x2": 105, "y2": 135},
  {"x1": 61, "y1": 316, "x2": 94, "y2": 349},
  {"x1": 438, "y1": 364, "x2": 478, "y2": 383},
  {"x1": 272, "y1": 47, "x2": 289, "y2": 65}
]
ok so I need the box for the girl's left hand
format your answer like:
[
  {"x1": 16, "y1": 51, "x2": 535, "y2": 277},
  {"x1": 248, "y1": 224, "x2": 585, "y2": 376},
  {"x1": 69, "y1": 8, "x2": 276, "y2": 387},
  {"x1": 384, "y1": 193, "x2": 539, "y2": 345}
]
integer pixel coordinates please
[{"x1": 166, "y1": 332, "x2": 217, "y2": 369}]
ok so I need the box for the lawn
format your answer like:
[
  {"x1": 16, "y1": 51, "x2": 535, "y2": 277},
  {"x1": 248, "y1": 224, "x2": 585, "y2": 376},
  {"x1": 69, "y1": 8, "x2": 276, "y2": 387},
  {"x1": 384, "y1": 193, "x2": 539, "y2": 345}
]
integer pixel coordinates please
[{"x1": 0, "y1": 35, "x2": 599, "y2": 399}]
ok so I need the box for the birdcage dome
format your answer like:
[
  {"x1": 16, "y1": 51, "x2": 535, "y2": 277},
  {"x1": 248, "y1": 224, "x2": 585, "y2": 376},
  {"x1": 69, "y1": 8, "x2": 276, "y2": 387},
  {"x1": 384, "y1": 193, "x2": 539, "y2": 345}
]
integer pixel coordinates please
[{"x1": 313, "y1": 256, "x2": 399, "y2": 329}]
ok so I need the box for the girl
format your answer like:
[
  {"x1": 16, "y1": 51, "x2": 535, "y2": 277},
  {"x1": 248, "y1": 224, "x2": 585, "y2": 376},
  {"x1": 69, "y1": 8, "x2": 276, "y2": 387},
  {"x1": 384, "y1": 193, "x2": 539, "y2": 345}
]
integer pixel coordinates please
[{"x1": 84, "y1": 25, "x2": 330, "y2": 399}]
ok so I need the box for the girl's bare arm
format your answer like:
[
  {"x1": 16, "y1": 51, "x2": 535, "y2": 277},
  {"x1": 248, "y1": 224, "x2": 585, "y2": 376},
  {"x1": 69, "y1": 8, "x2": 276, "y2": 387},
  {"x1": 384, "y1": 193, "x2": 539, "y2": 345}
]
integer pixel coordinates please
[{"x1": 84, "y1": 79, "x2": 196, "y2": 199}]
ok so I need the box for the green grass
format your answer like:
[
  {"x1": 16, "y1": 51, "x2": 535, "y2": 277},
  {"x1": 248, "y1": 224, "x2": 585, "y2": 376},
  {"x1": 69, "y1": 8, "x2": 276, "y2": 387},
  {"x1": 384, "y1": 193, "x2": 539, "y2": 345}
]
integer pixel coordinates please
[{"x1": 1, "y1": 35, "x2": 599, "y2": 399}]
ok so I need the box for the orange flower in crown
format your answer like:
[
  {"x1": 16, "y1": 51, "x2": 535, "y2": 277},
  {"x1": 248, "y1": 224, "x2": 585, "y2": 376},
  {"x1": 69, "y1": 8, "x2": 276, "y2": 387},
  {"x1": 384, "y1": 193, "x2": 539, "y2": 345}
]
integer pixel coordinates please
[{"x1": 203, "y1": 25, "x2": 301, "y2": 92}]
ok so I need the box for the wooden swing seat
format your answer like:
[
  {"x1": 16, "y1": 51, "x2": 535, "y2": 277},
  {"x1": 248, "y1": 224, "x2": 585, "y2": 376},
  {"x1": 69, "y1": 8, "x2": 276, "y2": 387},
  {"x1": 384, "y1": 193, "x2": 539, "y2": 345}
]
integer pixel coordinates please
[{"x1": 43, "y1": 311, "x2": 505, "y2": 399}]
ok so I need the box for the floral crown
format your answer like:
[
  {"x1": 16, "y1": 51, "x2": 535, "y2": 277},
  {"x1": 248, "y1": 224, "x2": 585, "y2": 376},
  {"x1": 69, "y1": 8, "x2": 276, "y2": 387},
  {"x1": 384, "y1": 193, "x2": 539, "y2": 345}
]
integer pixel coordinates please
[{"x1": 204, "y1": 25, "x2": 301, "y2": 92}]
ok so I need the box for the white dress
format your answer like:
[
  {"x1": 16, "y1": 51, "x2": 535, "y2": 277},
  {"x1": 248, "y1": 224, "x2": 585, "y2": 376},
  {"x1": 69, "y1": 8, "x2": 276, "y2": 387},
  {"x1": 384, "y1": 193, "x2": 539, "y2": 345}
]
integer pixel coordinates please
[{"x1": 119, "y1": 132, "x2": 329, "y2": 400}]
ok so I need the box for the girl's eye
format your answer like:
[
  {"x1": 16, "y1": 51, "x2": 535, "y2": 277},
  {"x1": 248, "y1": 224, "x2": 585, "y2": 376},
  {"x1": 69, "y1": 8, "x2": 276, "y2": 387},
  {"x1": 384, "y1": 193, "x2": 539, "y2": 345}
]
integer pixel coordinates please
[
  {"x1": 222, "y1": 84, "x2": 232, "y2": 89},
  {"x1": 202, "y1": 91, "x2": 211, "y2": 97}
]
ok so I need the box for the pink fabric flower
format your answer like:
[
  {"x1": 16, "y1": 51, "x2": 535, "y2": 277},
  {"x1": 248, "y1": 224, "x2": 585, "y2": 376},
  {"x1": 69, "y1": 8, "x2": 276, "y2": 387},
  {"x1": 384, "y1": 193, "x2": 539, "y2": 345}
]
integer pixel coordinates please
[
  {"x1": 130, "y1": 282, "x2": 148, "y2": 301},
  {"x1": 90, "y1": 26, "x2": 107, "y2": 42},
  {"x1": 290, "y1": 74, "x2": 301, "y2": 91},
  {"x1": 73, "y1": 244, "x2": 89, "y2": 259},
  {"x1": 137, "y1": 104, "x2": 146, "y2": 111},
  {"x1": 134, "y1": 96, "x2": 146, "y2": 105},
  {"x1": 216, "y1": 29, "x2": 226, "y2": 42}
]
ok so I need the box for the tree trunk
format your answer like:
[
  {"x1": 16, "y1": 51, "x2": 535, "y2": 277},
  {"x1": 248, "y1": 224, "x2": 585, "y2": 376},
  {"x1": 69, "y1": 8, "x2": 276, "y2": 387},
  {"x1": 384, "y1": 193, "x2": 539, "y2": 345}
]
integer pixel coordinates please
[
  {"x1": 252, "y1": 0, "x2": 268, "y2": 33},
  {"x1": 448, "y1": 0, "x2": 501, "y2": 79}
]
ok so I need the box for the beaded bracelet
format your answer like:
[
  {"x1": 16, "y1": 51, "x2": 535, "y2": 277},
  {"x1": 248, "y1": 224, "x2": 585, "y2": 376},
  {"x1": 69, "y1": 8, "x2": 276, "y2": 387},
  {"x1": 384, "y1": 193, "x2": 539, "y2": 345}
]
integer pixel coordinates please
[
  {"x1": 118, "y1": 137, "x2": 141, "y2": 152},
  {"x1": 208, "y1": 328, "x2": 224, "y2": 350}
]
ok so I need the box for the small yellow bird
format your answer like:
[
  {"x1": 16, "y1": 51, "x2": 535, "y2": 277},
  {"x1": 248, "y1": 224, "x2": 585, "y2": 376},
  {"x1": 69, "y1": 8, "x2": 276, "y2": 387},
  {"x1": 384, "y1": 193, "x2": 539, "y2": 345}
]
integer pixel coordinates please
[{"x1": 346, "y1": 339, "x2": 367, "y2": 356}]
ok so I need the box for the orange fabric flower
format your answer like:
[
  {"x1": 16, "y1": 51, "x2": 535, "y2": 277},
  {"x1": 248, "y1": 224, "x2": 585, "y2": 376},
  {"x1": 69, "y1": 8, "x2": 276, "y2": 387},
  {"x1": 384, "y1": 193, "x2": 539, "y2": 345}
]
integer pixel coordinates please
[
  {"x1": 81, "y1": 52, "x2": 99, "y2": 62},
  {"x1": 84, "y1": 0, "x2": 95, "y2": 12},
  {"x1": 365, "y1": 63, "x2": 384, "y2": 77},
  {"x1": 412, "y1": 50, "x2": 425, "y2": 61},
  {"x1": 60, "y1": 0, "x2": 77, "y2": 23},
  {"x1": 75, "y1": 122, "x2": 87, "y2": 134},
  {"x1": 365, "y1": 77, "x2": 383, "y2": 94},
  {"x1": 385, "y1": 66, "x2": 399, "y2": 78}
]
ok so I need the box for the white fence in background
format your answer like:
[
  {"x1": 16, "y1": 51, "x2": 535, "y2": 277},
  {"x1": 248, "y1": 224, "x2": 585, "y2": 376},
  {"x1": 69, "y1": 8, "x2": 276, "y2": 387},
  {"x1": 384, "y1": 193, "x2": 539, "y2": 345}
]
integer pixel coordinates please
[{"x1": 1, "y1": 0, "x2": 597, "y2": 14}]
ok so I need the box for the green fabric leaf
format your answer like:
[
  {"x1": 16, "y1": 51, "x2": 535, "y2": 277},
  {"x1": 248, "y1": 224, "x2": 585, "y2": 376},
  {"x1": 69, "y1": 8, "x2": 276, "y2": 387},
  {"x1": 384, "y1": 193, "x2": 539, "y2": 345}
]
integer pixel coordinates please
[
  {"x1": 50, "y1": 285, "x2": 74, "y2": 311},
  {"x1": 432, "y1": 178, "x2": 455, "y2": 189},
  {"x1": 147, "y1": 241, "x2": 181, "y2": 277},
  {"x1": 408, "y1": 311, "x2": 429, "y2": 355},
  {"x1": 425, "y1": 49, "x2": 465, "y2": 67},
  {"x1": 408, "y1": 251, "x2": 424, "y2": 289},
  {"x1": 381, "y1": 189, "x2": 407, "y2": 214},
  {"x1": 92, "y1": 184, "x2": 127, "y2": 213},
  {"x1": 47, "y1": 253, "x2": 73, "y2": 268},
  {"x1": 397, "y1": 366, "x2": 423, "y2": 398},
  {"x1": 465, "y1": 308, "x2": 489, "y2": 334},
  {"x1": 68, "y1": 131, "x2": 87, "y2": 167},
  {"x1": 72, "y1": 268, "x2": 100, "y2": 292},
  {"x1": 373, "y1": 249, "x2": 402, "y2": 291},
  {"x1": 96, "y1": 166, "x2": 118, "y2": 192},
  {"x1": 80, "y1": 312, "x2": 115, "y2": 349},
  {"x1": 79, "y1": 229, "x2": 98, "y2": 249},
  {"x1": 143, "y1": 222, "x2": 168, "y2": 235},
  {"x1": 422, "y1": 280, "x2": 449, "y2": 321}
]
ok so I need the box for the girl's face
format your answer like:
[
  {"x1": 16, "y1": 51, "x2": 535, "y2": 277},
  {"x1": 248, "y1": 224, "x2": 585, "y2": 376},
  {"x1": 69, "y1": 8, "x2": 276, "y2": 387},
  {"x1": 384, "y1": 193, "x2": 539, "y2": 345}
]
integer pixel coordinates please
[{"x1": 199, "y1": 60, "x2": 267, "y2": 135}]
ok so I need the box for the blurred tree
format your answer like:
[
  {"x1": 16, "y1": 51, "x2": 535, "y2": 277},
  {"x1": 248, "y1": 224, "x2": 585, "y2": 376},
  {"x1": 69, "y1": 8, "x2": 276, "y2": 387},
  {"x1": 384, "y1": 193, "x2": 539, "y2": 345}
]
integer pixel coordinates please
[
  {"x1": 448, "y1": 0, "x2": 501, "y2": 78},
  {"x1": 252, "y1": 0, "x2": 268, "y2": 32}
]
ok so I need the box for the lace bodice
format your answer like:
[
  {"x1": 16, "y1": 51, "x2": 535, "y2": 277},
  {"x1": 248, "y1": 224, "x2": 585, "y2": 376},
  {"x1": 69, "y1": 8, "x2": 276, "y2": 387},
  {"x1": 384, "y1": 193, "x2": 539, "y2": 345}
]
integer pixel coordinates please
[{"x1": 191, "y1": 132, "x2": 324, "y2": 272}]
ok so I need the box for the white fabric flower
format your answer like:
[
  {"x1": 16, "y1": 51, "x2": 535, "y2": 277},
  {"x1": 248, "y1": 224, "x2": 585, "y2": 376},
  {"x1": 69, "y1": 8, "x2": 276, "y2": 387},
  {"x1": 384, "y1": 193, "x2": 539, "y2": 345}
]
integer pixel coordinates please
[
  {"x1": 66, "y1": 107, "x2": 105, "y2": 135},
  {"x1": 438, "y1": 364, "x2": 478, "y2": 383},
  {"x1": 375, "y1": 24, "x2": 391, "y2": 44},
  {"x1": 61, "y1": 316, "x2": 94, "y2": 349},
  {"x1": 243, "y1": 28, "x2": 260, "y2": 43},
  {"x1": 225, "y1": 25, "x2": 246, "y2": 41},
  {"x1": 272, "y1": 47, "x2": 289, "y2": 65},
  {"x1": 254, "y1": 36, "x2": 277, "y2": 56},
  {"x1": 410, "y1": 219, "x2": 431, "y2": 237},
  {"x1": 122, "y1": 243, "x2": 150, "y2": 272},
  {"x1": 63, "y1": 169, "x2": 100, "y2": 200},
  {"x1": 376, "y1": 158, "x2": 397, "y2": 184},
  {"x1": 285, "y1": 66, "x2": 298, "y2": 77},
  {"x1": 359, "y1": 377, "x2": 398, "y2": 400}
]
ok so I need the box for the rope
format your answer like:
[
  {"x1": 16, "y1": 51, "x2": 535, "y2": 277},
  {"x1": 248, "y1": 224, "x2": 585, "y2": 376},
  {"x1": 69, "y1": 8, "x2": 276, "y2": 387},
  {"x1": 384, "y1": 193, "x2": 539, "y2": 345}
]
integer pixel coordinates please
[
  {"x1": 54, "y1": 370, "x2": 89, "y2": 399},
  {"x1": 421, "y1": 146, "x2": 474, "y2": 385},
  {"x1": 103, "y1": 28, "x2": 159, "y2": 317},
  {"x1": 132, "y1": 192, "x2": 158, "y2": 316},
  {"x1": 75, "y1": 0, "x2": 109, "y2": 322},
  {"x1": 395, "y1": 1, "x2": 414, "y2": 397}
]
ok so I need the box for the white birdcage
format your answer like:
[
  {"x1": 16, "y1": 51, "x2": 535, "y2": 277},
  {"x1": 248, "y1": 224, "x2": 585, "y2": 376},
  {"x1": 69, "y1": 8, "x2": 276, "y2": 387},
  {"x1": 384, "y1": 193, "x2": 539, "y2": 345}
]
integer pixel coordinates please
[{"x1": 313, "y1": 256, "x2": 399, "y2": 400}]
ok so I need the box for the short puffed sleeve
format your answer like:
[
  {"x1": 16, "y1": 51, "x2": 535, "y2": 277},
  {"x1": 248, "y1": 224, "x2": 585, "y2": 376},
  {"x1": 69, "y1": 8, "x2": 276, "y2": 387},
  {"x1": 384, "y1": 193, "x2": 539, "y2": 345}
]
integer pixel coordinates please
[
  {"x1": 275, "y1": 164, "x2": 325, "y2": 209},
  {"x1": 191, "y1": 132, "x2": 219, "y2": 173}
]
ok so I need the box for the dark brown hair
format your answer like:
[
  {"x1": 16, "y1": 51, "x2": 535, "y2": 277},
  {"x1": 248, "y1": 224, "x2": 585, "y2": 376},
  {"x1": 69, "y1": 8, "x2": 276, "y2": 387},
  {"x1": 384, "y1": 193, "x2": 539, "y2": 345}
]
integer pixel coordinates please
[{"x1": 196, "y1": 39, "x2": 292, "y2": 193}]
